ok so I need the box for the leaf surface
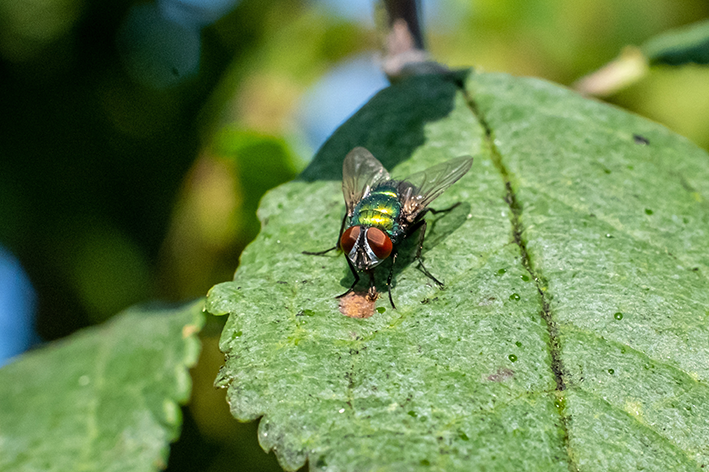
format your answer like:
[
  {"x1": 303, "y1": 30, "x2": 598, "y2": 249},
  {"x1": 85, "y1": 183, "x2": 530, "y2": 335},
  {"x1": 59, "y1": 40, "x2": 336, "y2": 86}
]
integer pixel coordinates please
[
  {"x1": 208, "y1": 71, "x2": 709, "y2": 471},
  {"x1": 0, "y1": 300, "x2": 204, "y2": 472}
]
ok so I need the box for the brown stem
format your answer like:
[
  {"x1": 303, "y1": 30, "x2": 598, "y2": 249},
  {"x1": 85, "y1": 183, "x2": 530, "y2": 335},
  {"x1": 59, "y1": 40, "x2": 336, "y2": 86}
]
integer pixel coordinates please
[
  {"x1": 383, "y1": 0, "x2": 425, "y2": 50},
  {"x1": 378, "y1": 0, "x2": 447, "y2": 81}
]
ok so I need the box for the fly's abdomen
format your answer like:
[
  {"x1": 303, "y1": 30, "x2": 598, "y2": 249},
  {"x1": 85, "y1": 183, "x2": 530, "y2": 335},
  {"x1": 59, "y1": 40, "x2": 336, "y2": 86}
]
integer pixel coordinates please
[{"x1": 351, "y1": 189, "x2": 401, "y2": 236}]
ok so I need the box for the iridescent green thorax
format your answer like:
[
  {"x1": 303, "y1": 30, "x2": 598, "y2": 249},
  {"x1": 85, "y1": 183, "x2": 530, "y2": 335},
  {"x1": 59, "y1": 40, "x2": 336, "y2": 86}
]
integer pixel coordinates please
[{"x1": 350, "y1": 182, "x2": 403, "y2": 238}]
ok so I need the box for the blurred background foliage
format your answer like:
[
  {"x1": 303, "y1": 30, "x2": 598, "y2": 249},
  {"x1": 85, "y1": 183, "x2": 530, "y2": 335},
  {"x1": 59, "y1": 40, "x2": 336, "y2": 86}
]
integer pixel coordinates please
[{"x1": 1, "y1": 0, "x2": 708, "y2": 470}]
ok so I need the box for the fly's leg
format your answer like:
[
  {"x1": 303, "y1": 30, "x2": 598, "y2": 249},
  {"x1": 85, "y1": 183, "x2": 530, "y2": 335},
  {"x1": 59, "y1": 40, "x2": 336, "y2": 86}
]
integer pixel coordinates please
[
  {"x1": 410, "y1": 202, "x2": 460, "y2": 285},
  {"x1": 303, "y1": 246, "x2": 337, "y2": 256},
  {"x1": 414, "y1": 220, "x2": 444, "y2": 286},
  {"x1": 336, "y1": 255, "x2": 360, "y2": 298},
  {"x1": 427, "y1": 202, "x2": 460, "y2": 215},
  {"x1": 386, "y1": 251, "x2": 398, "y2": 309},
  {"x1": 303, "y1": 213, "x2": 348, "y2": 255},
  {"x1": 367, "y1": 271, "x2": 377, "y2": 300}
]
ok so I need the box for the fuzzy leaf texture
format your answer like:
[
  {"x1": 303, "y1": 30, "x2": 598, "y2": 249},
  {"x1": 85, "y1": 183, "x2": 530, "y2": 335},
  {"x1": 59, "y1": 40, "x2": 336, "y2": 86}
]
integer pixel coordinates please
[
  {"x1": 0, "y1": 300, "x2": 205, "y2": 472},
  {"x1": 207, "y1": 71, "x2": 709, "y2": 471}
]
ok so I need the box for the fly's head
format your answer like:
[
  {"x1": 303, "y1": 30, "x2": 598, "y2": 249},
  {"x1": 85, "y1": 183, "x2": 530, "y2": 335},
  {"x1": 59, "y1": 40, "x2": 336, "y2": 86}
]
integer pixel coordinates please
[{"x1": 340, "y1": 225, "x2": 393, "y2": 271}]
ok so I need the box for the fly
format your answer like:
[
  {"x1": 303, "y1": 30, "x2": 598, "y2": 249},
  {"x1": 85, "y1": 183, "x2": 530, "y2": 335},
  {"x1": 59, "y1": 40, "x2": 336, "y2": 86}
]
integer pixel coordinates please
[{"x1": 304, "y1": 147, "x2": 473, "y2": 308}]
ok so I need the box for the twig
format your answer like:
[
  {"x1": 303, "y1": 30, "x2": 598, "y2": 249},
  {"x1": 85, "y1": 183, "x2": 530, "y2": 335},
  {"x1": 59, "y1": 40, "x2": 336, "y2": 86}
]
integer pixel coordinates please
[{"x1": 379, "y1": 0, "x2": 448, "y2": 81}]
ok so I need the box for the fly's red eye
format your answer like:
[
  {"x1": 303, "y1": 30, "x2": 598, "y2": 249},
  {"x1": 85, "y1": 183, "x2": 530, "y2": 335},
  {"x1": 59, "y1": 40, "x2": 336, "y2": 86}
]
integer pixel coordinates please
[
  {"x1": 340, "y1": 226, "x2": 361, "y2": 254},
  {"x1": 366, "y1": 227, "x2": 393, "y2": 259}
]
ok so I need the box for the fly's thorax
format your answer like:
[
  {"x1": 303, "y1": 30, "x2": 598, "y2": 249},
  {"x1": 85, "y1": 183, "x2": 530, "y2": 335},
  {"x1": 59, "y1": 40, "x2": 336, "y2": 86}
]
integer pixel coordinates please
[{"x1": 350, "y1": 184, "x2": 403, "y2": 237}]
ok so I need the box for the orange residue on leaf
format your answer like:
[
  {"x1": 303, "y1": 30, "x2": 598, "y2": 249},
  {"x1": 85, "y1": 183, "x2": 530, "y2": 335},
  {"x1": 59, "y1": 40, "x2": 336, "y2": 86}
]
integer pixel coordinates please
[{"x1": 339, "y1": 290, "x2": 379, "y2": 319}]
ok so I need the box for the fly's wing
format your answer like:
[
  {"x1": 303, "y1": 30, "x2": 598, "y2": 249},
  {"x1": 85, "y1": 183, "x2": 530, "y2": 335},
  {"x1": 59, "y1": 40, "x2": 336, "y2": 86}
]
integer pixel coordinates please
[
  {"x1": 400, "y1": 156, "x2": 474, "y2": 220},
  {"x1": 342, "y1": 147, "x2": 390, "y2": 216}
]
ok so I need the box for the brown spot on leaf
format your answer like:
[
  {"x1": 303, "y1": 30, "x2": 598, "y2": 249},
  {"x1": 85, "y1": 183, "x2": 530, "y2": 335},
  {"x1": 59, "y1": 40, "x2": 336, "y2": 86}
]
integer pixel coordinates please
[
  {"x1": 339, "y1": 291, "x2": 379, "y2": 319},
  {"x1": 486, "y1": 368, "x2": 514, "y2": 382}
]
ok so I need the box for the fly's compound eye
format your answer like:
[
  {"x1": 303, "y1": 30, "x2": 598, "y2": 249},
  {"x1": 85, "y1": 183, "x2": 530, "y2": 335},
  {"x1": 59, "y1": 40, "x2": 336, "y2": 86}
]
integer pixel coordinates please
[
  {"x1": 340, "y1": 226, "x2": 361, "y2": 254},
  {"x1": 366, "y1": 227, "x2": 393, "y2": 259}
]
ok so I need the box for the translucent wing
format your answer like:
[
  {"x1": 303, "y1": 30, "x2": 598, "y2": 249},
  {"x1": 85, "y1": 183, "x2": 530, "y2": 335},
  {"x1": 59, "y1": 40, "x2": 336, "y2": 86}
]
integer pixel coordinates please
[
  {"x1": 342, "y1": 147, "x2": 391, "y2": 215},
  {"x1": 400, "y1": 156, "x2": 474, "y2": 220}
]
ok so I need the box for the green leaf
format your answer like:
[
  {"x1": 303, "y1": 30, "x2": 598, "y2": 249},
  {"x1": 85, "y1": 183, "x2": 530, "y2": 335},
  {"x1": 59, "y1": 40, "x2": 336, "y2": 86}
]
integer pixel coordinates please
[
  {"x1": 0, "y1": 300, "x2": 205, "y2": 472},
  {"x1": 642, "y1": 19, "x2": 709, "y2": 66},
  {"x1": 207, "y1": 71, "x2": 709, "y2": 471},
  {"x1": 214, "y1": 128, "x2": 302, "y2": 246},
  {"x1": 574, "y1": 20, "x2": 709, "y2": 97}
]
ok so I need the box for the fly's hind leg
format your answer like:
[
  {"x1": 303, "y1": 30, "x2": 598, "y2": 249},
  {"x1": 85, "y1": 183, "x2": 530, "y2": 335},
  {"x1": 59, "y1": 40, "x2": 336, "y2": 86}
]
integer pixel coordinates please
[
  {"x1": 427, "y1": 202, "x2": 461, "y2": 215},
  {"x1": 413, "y1": 220, "x2": 443, "y2": 287}
]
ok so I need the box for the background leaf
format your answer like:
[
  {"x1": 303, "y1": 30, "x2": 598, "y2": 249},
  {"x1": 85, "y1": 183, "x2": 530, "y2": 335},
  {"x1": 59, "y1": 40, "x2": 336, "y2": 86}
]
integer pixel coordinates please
[
  {"x1": 574, "y1": 18, "x2": 709, "y2": 99},
  {"x1": 642, "y1": 18, "x2": 709, "y2": 66},
  {"x1": 0, "y1": 300, "x2": 204, "y2": 472},
  {"x1": 208, "y1": 70, "x2": 709, "y2": 471}
]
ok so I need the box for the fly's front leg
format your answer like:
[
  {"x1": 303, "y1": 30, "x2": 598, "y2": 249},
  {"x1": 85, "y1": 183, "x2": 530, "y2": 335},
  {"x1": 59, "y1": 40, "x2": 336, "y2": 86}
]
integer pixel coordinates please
[
  {"x1": 414, "y1": 220, "x2": 443, "y2": 286},
  {"x1": 303, "y1": 246, "x2": 338, "y2": 256},
  {"x1": 336, "y1": 255, "x2": 360, "y2": 298},
  {"x1": 303, "y1": 212, "x2": 348, "y2": 255},
  {"x1": 367, "y1": 271, "x2": 377, "y2": 300}
]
